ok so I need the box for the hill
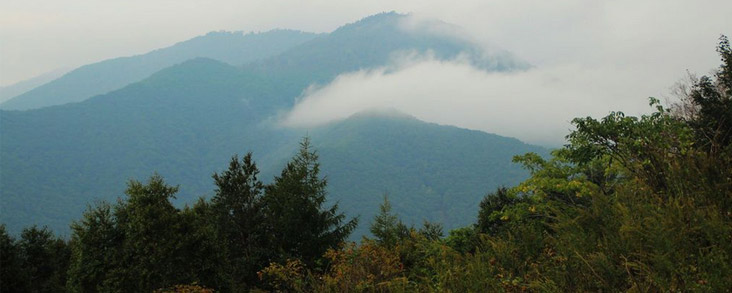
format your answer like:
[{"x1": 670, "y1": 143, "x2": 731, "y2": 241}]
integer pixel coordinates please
[
  {"x1": 310, "y1": 111, "x2": 545, "y2": 237},
  {"x1": 0, "y1": 68, "x2": 68, "y2": 104},
  {"x1": 0, "y1": 30, "x2": 319, "y2": 110},
  {"x1": 0, "y1": 13, "x2": 538, "y2": 237}
]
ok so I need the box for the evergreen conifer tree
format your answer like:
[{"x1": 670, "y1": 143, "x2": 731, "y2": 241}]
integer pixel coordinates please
[
  {"x1": 263, "y1": 137, "x2": 358, "y2": 267},
  {"x1": 211, "y1": 153, "x2": 267, "y2": 289},
  {"x1": 369, "y1": 195, "x2": 409, "y2": 247}
]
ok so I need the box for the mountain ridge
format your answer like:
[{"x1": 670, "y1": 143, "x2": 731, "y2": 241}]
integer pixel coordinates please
[
  {"x1": 0, "y1": 29, "x2": 319, "y2": 110},
  {"x1": 0, "y1": 13, "x2": 543, "y2": 238}
]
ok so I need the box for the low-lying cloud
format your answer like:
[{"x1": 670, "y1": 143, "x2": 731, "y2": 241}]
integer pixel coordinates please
[
  {"x1": 282, "y1": 54, "x2": 665, "y2": 147},
  {"x1": 281, "y1": 8, "x2": 728, "y2": 147}
]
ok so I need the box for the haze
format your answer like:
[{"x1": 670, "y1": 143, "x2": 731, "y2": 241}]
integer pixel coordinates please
[{"x1": 2, "y1": 0, "x2": 730, "y2": 145}]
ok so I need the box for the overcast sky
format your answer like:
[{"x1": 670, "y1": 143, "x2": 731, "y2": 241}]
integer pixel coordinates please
[{"x1": 1, "y1": 0, "x2": 730, "y2": 145}]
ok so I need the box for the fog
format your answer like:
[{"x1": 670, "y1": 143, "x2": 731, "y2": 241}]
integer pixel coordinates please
[
  {"x1": 3, "y1": 0, "x2": 729, "y2": 86},
  {"x1": 279, "y1": 3, "x2": 730, "y2": 146},
  {"x1": 2, "y1": 0, "x2": 730, "y2": 144},
  {"x1": 282, "y1": 54, "x2": 658, "y2": 146}
]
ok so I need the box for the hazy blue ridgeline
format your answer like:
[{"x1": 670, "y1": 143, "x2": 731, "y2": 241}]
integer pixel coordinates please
[
  {"x1": 0, "y1": 12, "x2": 542, "y2": 238},
  {"x1": 0, "y1": 29, "x2": 320, "y2": 110}
]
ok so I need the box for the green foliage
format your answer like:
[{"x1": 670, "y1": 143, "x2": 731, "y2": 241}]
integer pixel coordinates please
[
  {"x1": 249, "y1": 52, "x2": 731, "y2": 290},
  {"x1": 112, "y1": 175, "x2": 186, "y2": 291},
  {"x1": 418, "y1": 221, "x2": 444, "y2": 241},
  {"x1": 62, "y1": 142, "x2": 360, "y2": 292},
  {"x1": 0, "y1": 224, "x2": 25, "y2": 292},
  {"x1": 66, "y1": 202, "x2": 120, "y2": 292},
  {"x1": 263, "y1": 137, "x2": 358, "y2": 267},
  {"x1": 0, "y1": 225, "x2": 69, "y2": 292},
  {"x1": 476, "y1": 187, "x2": 525, "y2": 235},
  {"x1": 312, "y1": 112, "x2": 544, "y2": 239},
  {"x1": 369, "y1": 195, "x2": 410, "y2": 247},
  {"x1": 444, "y1": 226, "x2": 478, "y2": 254},
  {"x1": 67, "y1": 175, "x2": 225, "y2": 292},
  {"x1": 4, "y1": 24, "x2": 729, "y2": 293},
  {"x1": 430, "y1": 37, "x2": 732, "y2": 291},
  {"x1": 210, "y1": 153, "x2": 267, "y2": 289},
  {"x1": 18, "y1": 226, "x2": 70, "y2": 292},
  {"x1": 684, "y1": 35, "x2": 732, "y2": 151}
]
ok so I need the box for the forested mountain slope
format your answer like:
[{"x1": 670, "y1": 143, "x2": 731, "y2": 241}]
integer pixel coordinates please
[
  {"x1": 311, "y1": 111, "x2": 544, "y2": 237},
  {"x1": 0, "y1": 13, "x2": 540, "y2": 236}
]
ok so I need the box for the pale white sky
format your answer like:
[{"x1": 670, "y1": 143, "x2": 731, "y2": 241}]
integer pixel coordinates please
[
  {"x1": 2, "y1": 0, "x2": 729, "y2": 86},
  {"x1": 1, "y1": 0, "x2": 730, "y2": 145}
]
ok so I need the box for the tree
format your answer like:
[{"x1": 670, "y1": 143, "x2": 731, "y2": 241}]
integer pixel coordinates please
[
  {"x1": 262, "y1": 137, "x2": 358, "y2": 267},
  {"x1": 690, "y1": 36, "x2": 732, "y2": 150},
  {"x1": 1, "y1": 224, "x2": 27, "y2": 292},
  {"x1": 113, "y1": 174, "x2": 187, "y2": 291},
  {"x1": 67, "y1": 175, "x2": 226, "y2": 292},
  {"x1": 369, "y1": 195, "x2": 409, "y2": 247},
  {"x1": 210, "y1": 153, "x2": 267, "y2": 289},
  {"x1": 17, "y1": 226, "x2": 69, "y2": 292},
  {"x1": 476, "y1": 187, "x2": 519, "y2": 235},
  {"x1": 67, "y1": 202, "x2": 122, "y2": 292},
  {"x1": 176, "y1": 199, "x2": 229, "y2": 290}
]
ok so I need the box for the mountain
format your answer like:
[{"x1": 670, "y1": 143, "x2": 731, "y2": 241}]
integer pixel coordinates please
[
  {"x1": 310, "y1": 111, "x2": 544, "y2": 237},
  {"x1": 0, "y1": 13, "x2": 539, "y2": 236},
  {"x1": 0, "y1": 30, "x2": 319, "y2": 111},
  {"x1": 0, "y1": 68, "x2": 69, "y2": 104},
  {"x1": 246, "y1": 12, "x2": 528, "y2": 96}
]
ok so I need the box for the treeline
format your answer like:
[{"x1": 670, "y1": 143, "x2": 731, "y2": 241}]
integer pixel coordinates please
[
  {"x1": 2, "y1": 37, "x2": 731, "y2": 292},
  {"x1": 1, "y1": 139, "x2": 357, "y2": 292}
]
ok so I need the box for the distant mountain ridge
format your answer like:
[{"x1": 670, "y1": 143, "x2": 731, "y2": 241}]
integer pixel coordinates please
[
  {"x1": 0, "y1": 68, "x2": 69, "y2": 104},
  {"x1": 247, "y1": 12, "x2": 528, "y2": 89},
  {"x1": 0, "y1": 29, "x2": 319, "y2": 110},
  {"x1": 0, "y1": 12, "x2": 543, "y2": 237}
]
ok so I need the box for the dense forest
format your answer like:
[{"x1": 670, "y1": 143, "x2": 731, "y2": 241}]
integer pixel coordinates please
[{"x1": 1, "y1": 37, "x2": 730, "y2": 292}]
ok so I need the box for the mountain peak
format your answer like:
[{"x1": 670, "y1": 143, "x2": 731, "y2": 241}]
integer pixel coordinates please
[
  {"x1": 347, "y1": 108, "x2": 418, "y2": 121},
  {"x1": 353, "y1": 11, "x2": 404, "y2": 23},
  {"x1": 331, "y1": 11, "x2": 405, "y2": 34}
]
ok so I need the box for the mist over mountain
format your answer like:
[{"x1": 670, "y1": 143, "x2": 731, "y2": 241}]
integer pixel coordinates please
[
  {"x1": 0, "y1": 68, "x2": 68, "y2": 104},
  {"x1": 0, "y1": 29, "x2": 319, "y2": 111},
  {"x1": 247, "y1": 12, "x2": 527, "y2": 83},
  {"x1": 2, "y1": 2, "x2": 730, "y2": 290},
  {"x1": 0, "y1": 12, "x2": 542, "y2": 237}
]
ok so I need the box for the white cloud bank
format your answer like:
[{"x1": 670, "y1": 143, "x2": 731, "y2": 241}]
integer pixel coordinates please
[
  {"x1": 2, "y1": 0, "x2": 729, "y2": 145},
  {"x1": 282, "y1": 55, "x2": 657, "y2": 146},
  {"x1": 280, "y1": 2, "x2": 730, "y2": 146}
]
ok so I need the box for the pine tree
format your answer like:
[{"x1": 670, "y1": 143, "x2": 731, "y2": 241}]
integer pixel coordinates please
[
  {"x1": 263, "y1": 137, "x2": 358, "y2": 267},
  {"x1": 369, "y1": 195, "x2": 409, "y2": 247},
  {"x1": 211, "y1": 153, "x2": 267, "y2": 289}
]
